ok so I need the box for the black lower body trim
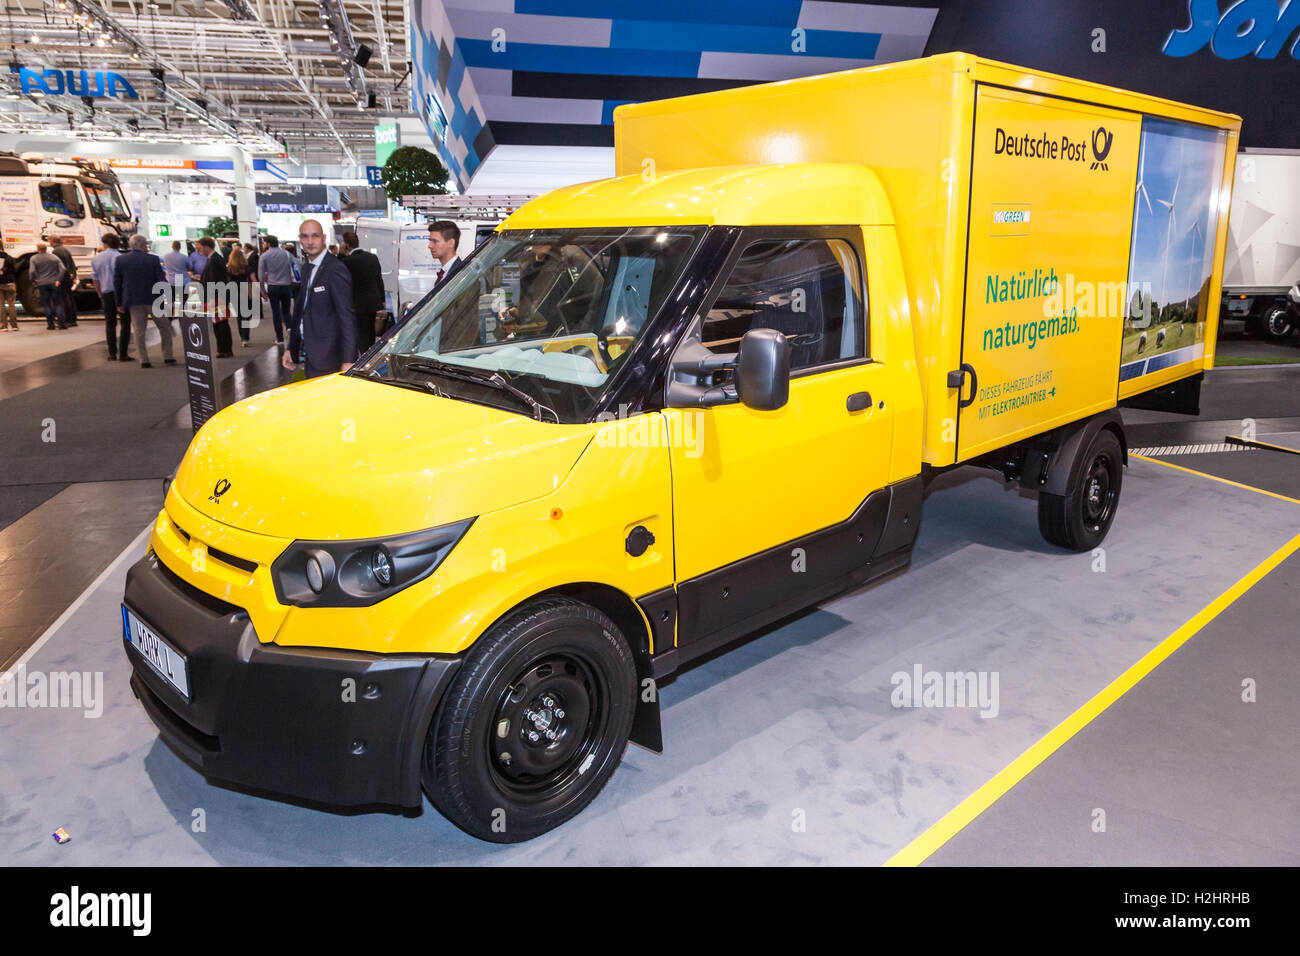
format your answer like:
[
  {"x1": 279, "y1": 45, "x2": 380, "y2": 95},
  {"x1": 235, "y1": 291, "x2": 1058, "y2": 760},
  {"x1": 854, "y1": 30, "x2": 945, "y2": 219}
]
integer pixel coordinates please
[{"x1": 660, "y1": 476, "x2": 923, "y2": 676}]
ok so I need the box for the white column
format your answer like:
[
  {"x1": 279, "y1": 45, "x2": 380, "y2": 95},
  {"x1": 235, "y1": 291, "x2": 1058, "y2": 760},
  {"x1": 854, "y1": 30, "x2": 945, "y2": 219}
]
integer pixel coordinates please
[{"x1": 229, "y1": 146, "x2": 257, "y2": 243}]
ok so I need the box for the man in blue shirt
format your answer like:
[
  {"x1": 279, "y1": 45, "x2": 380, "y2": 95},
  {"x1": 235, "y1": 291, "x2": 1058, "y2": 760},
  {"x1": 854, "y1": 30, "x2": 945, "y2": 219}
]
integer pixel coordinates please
[
  {"x1": 162, "y1": 240, "x2": 190, "y2": 321},
  {"x1": 91, "y1": 234, "x2": 130, "y2": 360},
  {"x1": 187, "y1": 242, "x2": 209, "y2": 282}
]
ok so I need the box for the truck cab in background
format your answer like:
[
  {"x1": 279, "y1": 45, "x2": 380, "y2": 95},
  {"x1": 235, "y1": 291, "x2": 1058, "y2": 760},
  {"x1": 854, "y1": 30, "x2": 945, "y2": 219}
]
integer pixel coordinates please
[
  {"x1": 1220, "y1": 151, "x2": 1300, "y2": 343},
  {"x1": 0, "y1": 152, "x2": 137, "y2": 315}
]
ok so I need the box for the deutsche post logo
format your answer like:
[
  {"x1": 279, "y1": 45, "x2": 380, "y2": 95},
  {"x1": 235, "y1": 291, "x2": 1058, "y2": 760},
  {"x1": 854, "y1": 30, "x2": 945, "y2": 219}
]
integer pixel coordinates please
[{"x1": 1090, "y1": 127, "x2": 1113, "y2": 171}]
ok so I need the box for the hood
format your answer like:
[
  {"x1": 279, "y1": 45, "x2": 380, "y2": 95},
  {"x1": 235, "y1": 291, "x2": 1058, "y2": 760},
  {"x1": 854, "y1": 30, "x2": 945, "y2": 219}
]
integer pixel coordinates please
[{"x1": 174, "y1": 375, "x2": 595, "y2": 539}]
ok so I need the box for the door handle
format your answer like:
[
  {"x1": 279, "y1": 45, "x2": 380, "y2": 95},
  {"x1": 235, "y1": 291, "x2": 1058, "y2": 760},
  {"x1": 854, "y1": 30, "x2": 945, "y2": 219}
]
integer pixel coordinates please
[
  {"x1": 947, "y1": 363, "x2": 978, "y2": 409},
  {"x1": 846, "y1": 391, "x2": 873, "y2": 412}
]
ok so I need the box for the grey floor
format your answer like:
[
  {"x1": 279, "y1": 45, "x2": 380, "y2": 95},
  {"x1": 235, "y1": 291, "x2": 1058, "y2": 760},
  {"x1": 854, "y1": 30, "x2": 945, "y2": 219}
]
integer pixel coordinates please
[
  {"x1": 2, "y1": 453, "x2": 1296, "y2": 865},
  {"x1": 929, "y1": 548, "x2": 1300, "y2": 866}
]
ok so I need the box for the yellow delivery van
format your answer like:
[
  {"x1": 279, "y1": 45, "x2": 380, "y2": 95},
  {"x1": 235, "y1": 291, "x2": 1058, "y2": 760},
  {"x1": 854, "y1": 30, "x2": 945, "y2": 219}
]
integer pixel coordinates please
[{"x1": 122, "y1": 53, "x2": 1240, "y2": 842}]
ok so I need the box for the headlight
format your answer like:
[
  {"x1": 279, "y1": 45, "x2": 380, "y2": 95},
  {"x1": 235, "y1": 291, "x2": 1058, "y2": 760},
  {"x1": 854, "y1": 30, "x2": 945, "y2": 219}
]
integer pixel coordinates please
[{"x1": 271, "y1": 518, "x2": 474, "y2": 608}]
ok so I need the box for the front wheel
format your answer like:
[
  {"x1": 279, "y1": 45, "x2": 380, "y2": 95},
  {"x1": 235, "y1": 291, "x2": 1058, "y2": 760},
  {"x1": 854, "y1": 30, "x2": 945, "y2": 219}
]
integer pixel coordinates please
[
  {"x1": 424, "y1": 597, "x2": 637, "y2": 842},
  {"x1": 1038, "y1": 429, "x2": 1124, "y2": 551},
  {"x1": 15, "y1": 265, "x2": 40, "y2": 317}
]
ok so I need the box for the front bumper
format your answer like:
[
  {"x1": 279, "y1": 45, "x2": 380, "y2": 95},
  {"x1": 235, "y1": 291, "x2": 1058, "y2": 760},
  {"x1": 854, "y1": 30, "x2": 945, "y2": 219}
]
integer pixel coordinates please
[{"x1": 123, "y1": 551, "x2": 461, "y2": 810}]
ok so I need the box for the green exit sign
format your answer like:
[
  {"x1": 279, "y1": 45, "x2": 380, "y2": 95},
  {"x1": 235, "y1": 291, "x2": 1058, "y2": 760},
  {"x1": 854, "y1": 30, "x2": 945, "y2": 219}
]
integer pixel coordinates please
[{"x1": 157, "y1": 224, "x2": 171, "y2": 237}]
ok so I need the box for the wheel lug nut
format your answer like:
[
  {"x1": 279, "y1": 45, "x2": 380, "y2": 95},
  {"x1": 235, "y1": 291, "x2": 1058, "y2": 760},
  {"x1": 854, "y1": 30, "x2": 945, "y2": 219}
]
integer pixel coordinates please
[
  {"x1": 527, "y1": 730, "x2": 540, "y2": 743},
  {"x1": 554, "y1": 708, "x2": 565, "y2": 718}
]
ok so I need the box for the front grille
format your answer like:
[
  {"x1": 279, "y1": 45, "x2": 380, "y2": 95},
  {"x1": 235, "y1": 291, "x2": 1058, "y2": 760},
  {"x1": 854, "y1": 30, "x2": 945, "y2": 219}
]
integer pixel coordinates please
[
  {"x1": 207, "y1": 545, "x2": 257, "y2": 574},
  {"x1": 169, "y1": 514, "x2": 257, "y2": 574},
  {"x1": 155, "y1": 556, "x2": 244, "y2": 618}
]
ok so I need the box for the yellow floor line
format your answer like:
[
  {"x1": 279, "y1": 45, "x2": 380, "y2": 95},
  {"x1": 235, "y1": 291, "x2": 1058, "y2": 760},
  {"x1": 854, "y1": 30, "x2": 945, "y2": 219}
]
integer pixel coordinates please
[
  {"x1": 885, "y1": 527, "x2": 1300, "y2": 867},
  {"x1": 1132, "y1": 453, "x2": 1300, "y2": 506}
]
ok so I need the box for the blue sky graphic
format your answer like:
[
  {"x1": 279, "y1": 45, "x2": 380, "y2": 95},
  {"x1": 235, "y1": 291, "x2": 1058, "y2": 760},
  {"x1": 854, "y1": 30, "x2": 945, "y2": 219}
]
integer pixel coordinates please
[{"x1": 1129, "y1": 118, "x2": 1223, "y2": 309}]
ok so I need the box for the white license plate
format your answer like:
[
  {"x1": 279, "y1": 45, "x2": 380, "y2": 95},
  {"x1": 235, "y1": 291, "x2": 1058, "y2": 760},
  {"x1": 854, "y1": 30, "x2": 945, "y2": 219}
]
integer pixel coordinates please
[{"x1": 123, "y1": 606, "x2": 191, "y2": 700}]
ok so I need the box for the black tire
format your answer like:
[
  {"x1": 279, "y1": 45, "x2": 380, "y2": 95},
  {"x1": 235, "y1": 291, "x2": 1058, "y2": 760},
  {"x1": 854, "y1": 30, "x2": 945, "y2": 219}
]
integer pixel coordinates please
[
  {"x1": 15, "y1": 264, "x2": 40, "y2": 317},
  {"x1": 1261, "y1": 305, "x2": 1294, "y2": 342},
  {"x1": 424, "y1": 597, "x2": 637, "y2": 843},
  {"x1": 1038, "y1": 429, "x2": 1124, "y2": 551}
]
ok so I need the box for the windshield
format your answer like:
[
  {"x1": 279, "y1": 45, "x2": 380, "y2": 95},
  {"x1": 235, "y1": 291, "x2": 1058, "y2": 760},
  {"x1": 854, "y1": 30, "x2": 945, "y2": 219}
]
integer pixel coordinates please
[
  {"x1": 85, "y1": 183, "x2": 128, "y2": 219},
  {"x1": 355, "y1": 226, "x2": 704, "y2": 423},
  {"x1": 39, "y1": 181, "x2": 85, "y2": 219}
]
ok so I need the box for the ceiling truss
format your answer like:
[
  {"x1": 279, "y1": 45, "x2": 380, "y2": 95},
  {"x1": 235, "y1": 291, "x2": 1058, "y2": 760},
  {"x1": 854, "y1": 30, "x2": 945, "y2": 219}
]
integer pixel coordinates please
[{"x1": 0, "y1": 0, "x2": 410, "y2": 164}]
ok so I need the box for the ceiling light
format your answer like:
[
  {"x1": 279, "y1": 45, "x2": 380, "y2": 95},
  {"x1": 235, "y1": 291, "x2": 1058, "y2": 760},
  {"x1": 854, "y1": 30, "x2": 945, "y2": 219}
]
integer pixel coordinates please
[
  {"x1": 96, "y1": 36, "x2": 107, "y2": 47},
  {"x1": 29, "y1": 33, "x2": 40, "y2": 43}
]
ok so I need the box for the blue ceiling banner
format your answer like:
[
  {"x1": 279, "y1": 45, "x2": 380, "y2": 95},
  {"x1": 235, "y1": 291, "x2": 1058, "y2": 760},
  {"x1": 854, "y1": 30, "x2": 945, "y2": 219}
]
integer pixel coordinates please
[{"x1": 409, "y1": 0, "x2": 939, "y2": 190}]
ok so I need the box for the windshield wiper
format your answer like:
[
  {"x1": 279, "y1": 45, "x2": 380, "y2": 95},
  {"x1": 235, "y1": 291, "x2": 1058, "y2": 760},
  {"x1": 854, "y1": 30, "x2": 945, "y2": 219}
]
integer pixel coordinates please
[{"x1": 405, "y1": 359, "x2": 559, "y2": 423}]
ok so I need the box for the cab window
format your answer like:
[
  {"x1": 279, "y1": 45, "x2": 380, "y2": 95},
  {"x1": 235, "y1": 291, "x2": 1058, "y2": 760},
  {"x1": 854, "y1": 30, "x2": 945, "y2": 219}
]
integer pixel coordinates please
[
  {"x1": 40, "y1": 182, "x2": 84, "y2": 219},
  {"x1": 702, "y1": 237, "x2": 865, "y2": 371}
]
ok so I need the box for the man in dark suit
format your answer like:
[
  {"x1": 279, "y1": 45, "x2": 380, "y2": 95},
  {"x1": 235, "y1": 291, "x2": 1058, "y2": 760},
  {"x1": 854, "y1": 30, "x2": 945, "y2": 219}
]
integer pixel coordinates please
[
  {"x1": 283, "y1": 219, "x2": 357, "y2": 379},
  {"x1": 115, "y1": 234, "x2": 174, "y2": 368},
  {"x1": 427, "y1": 220, "x2": 483, "y2": 350},
  {"x1": 339, "y1": 230, "x2": 385, "y2": 354},
  {"x1": 428, "y1": 220, "x2": 464, "y2": 293}
]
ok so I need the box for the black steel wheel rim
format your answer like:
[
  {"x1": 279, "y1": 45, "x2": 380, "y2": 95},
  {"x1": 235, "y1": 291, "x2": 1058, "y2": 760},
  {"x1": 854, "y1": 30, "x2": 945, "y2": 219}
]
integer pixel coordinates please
[
  {"x1": 487, "y1": 649, "x2": 609, "y2": 802},
  {"x1": 1082, "y1": 453, "x2": 1116, "y2": 531}
]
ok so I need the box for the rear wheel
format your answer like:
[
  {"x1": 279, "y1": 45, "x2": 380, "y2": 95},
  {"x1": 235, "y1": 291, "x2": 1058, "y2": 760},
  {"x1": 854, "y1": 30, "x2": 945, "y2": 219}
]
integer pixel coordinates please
[
  {"x1": 1261, "y1": 305, "x2": 1295, "y2": 342},
  {"x1": 1038, "y1": 429, "x2": 1123, "y2": 551},
  {"x1": 424, "y1": 597, "x2": 637, "y2": 842}
]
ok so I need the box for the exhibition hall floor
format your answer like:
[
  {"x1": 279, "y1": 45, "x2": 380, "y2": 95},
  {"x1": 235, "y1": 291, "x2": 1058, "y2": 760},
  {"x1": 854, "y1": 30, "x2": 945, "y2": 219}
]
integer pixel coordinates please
[{"x1": 0, "y1": 329, "x2": 1296, "y2": 865}]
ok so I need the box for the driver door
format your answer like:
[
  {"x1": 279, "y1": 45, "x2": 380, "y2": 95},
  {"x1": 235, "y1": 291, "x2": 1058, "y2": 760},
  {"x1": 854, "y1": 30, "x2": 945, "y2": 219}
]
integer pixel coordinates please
[{"x1": 662, "y1": 228, "x2": 896, "y2": 649}]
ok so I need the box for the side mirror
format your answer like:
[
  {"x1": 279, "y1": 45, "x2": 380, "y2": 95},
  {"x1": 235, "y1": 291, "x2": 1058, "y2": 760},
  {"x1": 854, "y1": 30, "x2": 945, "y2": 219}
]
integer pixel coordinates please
[
  {"x1": 736, "y1": 328, "x2": 790, "y2": 411},
  {"x1": 666, "y1": 328, "x2": 791, "y2": 410}
]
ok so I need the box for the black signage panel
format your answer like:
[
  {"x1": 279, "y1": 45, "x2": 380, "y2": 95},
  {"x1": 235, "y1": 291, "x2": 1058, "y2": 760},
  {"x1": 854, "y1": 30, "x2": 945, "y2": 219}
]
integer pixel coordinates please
[
  {"x1": 927, "y1": 0, "x2": 1300, "y2": 150},
  {"x1": 182, "y1": 312, "x2": 220, "y2": 432}
]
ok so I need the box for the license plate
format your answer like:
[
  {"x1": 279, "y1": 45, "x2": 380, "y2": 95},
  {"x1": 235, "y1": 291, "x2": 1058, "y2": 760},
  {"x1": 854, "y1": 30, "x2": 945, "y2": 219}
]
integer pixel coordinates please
[{"x1": 122, "y1": 606, "x2": 191, "y2": 700}]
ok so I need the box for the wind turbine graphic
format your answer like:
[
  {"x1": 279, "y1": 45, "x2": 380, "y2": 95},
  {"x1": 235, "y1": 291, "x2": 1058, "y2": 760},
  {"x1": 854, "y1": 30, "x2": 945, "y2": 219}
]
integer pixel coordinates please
[
  {"x1": 1184, "y1": 216, "x2": 1206, "y2": 315},
  {"x1": 1131, "y1": 145, "x2": 1154, "y2": 326},
  {"x1": 1135, "y1": 145, "x2": 1154, "y2": 220},
  {"x1": 1156, "y1": 169, "x2": 1181, "y2": 324}
]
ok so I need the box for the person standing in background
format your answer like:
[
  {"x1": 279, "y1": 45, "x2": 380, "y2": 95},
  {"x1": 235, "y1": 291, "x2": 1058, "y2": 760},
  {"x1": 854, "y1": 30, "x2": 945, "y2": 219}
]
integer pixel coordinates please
[
  {"x1": 340, "y1": 231, "x2": 385, "y2": 354},
  {"x1": 427, "y1": 220, "x2": 463, "y2": 292},
  {"x1": 244, "y1": 242, "x2": 259, "y2": 282},
  {"x1": 283, "y1": 219, "x2": 356, "y2": 378},
  {"x1": 257, "y1": 235, "x2": 293, "y2": 345},
  {"x1": 227, "y1": 244, "x2": 253, "y2": 348},
  {"x1": 48, "y1": 236, "x2": 78, "y2": 327},
  {"x1": 187, "y1": 240, "x2": 209, "y2": 282},
  {"x1": 0, "y1": 231, "x2": 19, "y2": 331},
  {"x1": 196, "y1": 237, "x2": 233, "y2": 358},
  {"x1": 115, "y1": 234, "x2": 173, "y2": 367},
  {"x1": 162, "y1": 239, "x2": 189, "y2": 322},
  {"x1": 29, "y1": 242, "x2": 66, "y2": 330},
  {"x1": 92, "y1": 233, "x2": 131, "y2": 360}
]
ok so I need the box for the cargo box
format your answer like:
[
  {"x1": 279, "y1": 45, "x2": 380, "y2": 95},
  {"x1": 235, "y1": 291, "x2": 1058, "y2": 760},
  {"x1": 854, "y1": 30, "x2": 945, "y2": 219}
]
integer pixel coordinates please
[{"x1": 614, "y1": 53, "x2": 1241, "y2": 464}]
